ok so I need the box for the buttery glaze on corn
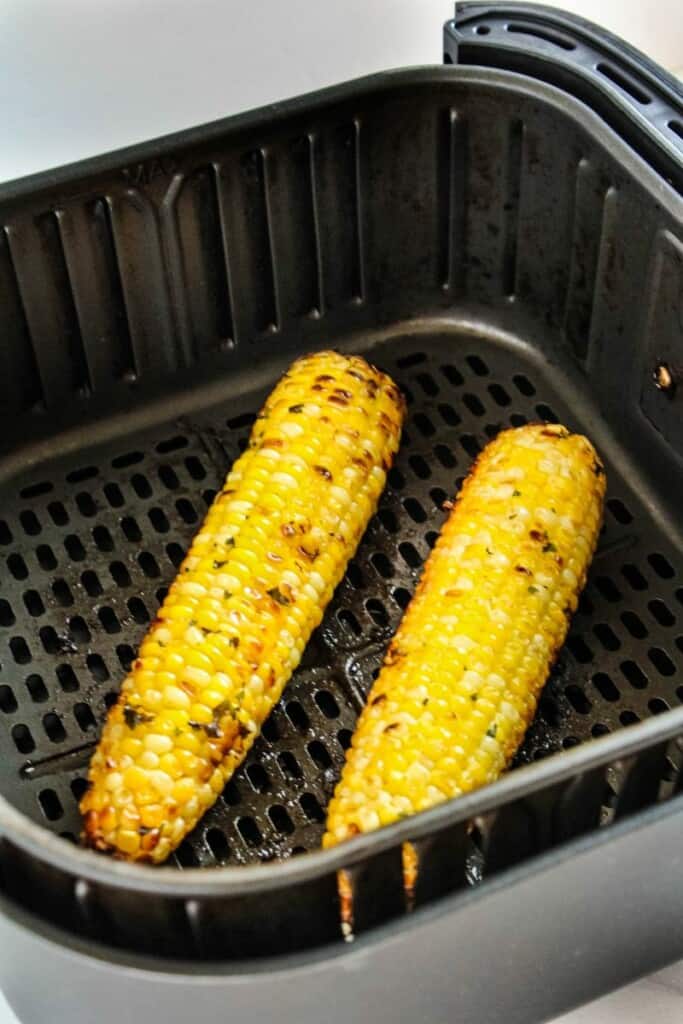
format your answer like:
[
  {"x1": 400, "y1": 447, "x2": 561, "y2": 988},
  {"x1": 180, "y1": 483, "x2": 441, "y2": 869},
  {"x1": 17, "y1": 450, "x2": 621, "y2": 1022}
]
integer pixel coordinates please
[
  {"x1": 81, "y1": 351, "x2": 404, "y2": 862},
  {"x1": 324, "y1": 424, "x2": 605, "y2": 852}
]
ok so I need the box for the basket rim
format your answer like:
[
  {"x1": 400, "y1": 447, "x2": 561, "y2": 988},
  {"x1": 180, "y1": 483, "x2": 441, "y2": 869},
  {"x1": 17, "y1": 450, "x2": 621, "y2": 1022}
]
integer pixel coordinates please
[
  {"x1": 2, "y1": 694, "x2": 682, "y2": 897},
  {"x1": 0, "y1": 65, "x2": 680, "y2": 205}
]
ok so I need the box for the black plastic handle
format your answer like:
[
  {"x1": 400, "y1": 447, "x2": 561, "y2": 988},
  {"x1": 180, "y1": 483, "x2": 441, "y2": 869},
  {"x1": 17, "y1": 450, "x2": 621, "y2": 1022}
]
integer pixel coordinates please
[{"x1": 444, "y1": 2, "x2": 683, "y2": 192}]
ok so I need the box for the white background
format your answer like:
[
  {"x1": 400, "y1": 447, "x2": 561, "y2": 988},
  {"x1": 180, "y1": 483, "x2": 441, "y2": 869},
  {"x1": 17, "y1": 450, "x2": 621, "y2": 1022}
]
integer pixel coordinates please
[
  {"x1": 0, "y1": 0, "x2": 681, "y2": 182},
  {"x1": 0, "y1": 1, "x2": 681, "y2": 1021}
]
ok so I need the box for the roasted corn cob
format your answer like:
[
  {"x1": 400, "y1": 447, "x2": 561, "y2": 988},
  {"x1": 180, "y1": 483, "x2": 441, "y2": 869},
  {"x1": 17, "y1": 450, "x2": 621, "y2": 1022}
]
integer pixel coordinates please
[
  {"x1": 81, "y1": 350, "x2": 405, "y2": 862},
  {"x1": 324, "y1": 424, "x2": 605, "y2": 860}
]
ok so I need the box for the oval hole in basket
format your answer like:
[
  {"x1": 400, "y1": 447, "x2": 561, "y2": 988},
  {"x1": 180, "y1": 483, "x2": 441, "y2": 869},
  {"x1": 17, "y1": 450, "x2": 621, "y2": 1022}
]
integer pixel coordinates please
[{"x1": 38, "y1": 789, "x2": 63, "y2": 821}]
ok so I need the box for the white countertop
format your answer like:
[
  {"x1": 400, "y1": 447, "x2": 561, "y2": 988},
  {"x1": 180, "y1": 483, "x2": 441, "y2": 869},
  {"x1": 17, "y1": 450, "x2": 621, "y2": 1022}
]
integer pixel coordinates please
[{"x1": 0, "y1": 1, "x2": 681, "y2": 1020}]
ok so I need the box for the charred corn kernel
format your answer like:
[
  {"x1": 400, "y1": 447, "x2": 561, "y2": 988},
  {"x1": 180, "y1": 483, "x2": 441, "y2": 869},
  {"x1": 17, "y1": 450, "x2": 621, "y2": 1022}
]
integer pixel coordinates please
[
  {"x1": 82, "y1": 350, "x2": 404, "y2": 862},
  {"x1": 324, "y1": 424, "x2": 605, "y2": 864}
]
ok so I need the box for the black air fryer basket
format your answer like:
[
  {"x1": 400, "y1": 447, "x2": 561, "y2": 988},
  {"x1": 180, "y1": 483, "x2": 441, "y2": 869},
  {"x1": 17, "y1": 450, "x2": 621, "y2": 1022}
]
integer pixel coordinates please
[{"x1": 0, "y1": 5, "x2": 682, "y2": 1023}]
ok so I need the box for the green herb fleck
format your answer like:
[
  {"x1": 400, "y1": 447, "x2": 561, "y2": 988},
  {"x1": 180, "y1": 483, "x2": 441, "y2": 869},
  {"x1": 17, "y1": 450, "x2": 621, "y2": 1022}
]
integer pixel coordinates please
[
  {"x1": 224, "y1": 590, "x2": 233, "y2": 600},
  {"x1": 486, "y1": 547, "x2": 493, "y2": 556},
  {"x1": 225, "y1": 537, "x2": 235, "y2": 549},
  {"x1": 486, "y1": 724, "x2": 498, "y2": 739},
  {"x1": 528, "y1": 585, "x2": 539, "y2": 594},
  {"x1": 213, "y1": 559, "x2": 228, "y2": 569},
  {"x1": 542, "y1": 541, "x2": 557, "y2": 553},
  {"x1": 508, "y1": 513, "x2": 517, "y2": 520},
  {"x1": 268, "y1": 586, "x2": 291, "y2": 606},
  {"x1": 512, "y1": 489, "x2": 521, "y2": 497},
  {"x1": 470, "y1": 693, "x2": 479, "y2": 702}
]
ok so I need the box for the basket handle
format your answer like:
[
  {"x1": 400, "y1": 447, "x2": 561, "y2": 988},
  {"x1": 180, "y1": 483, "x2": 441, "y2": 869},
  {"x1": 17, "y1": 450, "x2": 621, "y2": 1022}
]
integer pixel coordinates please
[{"x1": 444, "y1": 2, "x2": 683, "y2": 191}]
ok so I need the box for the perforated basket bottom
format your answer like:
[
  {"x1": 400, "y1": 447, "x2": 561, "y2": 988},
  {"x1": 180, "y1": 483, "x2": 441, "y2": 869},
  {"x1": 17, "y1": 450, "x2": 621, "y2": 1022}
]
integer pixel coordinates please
[{"x1": 0, "y1": 328, "x2": 681, "y2": 868}]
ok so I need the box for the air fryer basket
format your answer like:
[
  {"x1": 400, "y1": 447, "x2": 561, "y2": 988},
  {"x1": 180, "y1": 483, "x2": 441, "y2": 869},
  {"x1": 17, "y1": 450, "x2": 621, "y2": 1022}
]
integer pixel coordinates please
[{"x1": 0, "y1": 52, "x2": 681, "y2": 1024}]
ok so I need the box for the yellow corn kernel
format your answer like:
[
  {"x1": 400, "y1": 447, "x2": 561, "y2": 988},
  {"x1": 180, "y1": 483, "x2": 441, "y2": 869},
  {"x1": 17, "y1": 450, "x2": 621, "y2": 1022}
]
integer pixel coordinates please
[
  {"x1": 139, "y1": 751, "x2": 160, "y2": 771},
  {"x1": 188, "y1": 704, "x2": 213, "y2": 726},
  {"x1": 162, "y1": 685, "x2": 191, "y2": 710},
  {"x1": 144, "y1": 734, "x2": 173, "y2": 755},
  {"x1": 123, "y1": 766, "x2": 148, "y2": 792},
  {"x1": 172, "y1": 777, "x2": 197, "y2": 805},
  {"x1": 81, "y1": 350, "x2": 405, "y2": 862},
  {"x1": 139, "y1": 805, "x2": 165, "y2": 830},
  {"x1": 117, "y1": 831, "x2": 141, "y2": 856},
  {"x1": 121, "y1": 737, "x2": 143, "y2": 759}
]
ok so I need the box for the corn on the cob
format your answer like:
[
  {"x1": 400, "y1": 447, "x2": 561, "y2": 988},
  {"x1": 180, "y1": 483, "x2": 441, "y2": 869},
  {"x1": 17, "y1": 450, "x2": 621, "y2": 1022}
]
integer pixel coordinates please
[
  {"x1": 324, "y1": 424, "x2": 605, "y2": 856},
  {"x1": 81, "y1": 350, "x2": 405, "y2": 862}
]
